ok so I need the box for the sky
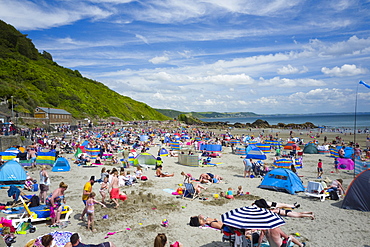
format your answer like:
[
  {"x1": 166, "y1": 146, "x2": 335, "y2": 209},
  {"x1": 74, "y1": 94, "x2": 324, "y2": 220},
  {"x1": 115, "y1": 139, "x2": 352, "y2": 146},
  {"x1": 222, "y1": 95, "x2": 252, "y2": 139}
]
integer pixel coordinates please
[{"x1": 1, "y1": 0, "x2": 370, "y2": 114}]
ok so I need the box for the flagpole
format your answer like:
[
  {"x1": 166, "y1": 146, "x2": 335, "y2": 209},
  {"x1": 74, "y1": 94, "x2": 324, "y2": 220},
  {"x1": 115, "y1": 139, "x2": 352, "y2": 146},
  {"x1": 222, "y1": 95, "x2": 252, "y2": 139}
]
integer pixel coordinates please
[{"x1": 353, "y1": 83, "x2": 359, "y2": 179}]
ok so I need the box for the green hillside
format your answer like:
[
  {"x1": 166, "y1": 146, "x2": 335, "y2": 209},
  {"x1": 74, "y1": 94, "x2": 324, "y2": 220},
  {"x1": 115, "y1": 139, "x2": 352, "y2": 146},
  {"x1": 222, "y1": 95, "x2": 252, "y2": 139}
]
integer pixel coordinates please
[
  {"x1": 156, "y1": 109, "x2": 259, "y2": 119},
  {"x1": 0, "y1": 20, "x2": 170, "y2": 121}
]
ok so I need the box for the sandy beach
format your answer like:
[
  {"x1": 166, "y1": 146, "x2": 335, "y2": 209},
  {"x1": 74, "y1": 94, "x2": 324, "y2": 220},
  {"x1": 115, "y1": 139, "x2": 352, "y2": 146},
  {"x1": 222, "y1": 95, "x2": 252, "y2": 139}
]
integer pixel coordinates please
[{"x1": 1, "y1": 127, "x2": 370, "y2": 247}]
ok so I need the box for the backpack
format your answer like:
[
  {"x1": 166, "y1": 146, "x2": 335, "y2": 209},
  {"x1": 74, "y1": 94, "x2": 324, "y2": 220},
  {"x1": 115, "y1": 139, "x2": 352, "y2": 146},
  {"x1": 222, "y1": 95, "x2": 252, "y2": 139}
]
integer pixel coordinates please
[{"x1": 29, "y1": 195, "x2": 40, "y2": 207}]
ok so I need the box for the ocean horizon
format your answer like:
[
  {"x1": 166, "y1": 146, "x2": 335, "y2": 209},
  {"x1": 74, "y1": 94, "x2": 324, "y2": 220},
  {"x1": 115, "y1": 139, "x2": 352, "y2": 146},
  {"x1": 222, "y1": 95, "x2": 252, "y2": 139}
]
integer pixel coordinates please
[{"x1": 200, "y1": 112, "x2": 370, "y2": 129}]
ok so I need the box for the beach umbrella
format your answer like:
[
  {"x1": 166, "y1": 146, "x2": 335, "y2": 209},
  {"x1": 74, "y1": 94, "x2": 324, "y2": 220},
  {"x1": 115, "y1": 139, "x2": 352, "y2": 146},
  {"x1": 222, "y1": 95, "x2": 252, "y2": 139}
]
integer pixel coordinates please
[{"x1": 221, "y1": 206, "x2": 285, "y2": 230}]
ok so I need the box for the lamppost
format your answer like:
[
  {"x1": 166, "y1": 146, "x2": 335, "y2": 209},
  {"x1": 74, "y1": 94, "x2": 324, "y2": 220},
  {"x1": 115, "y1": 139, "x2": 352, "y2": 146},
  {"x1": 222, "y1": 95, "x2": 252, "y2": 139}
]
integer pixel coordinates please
[
  {"x1": 11, "y1": 96, "x2": 14, "y2": 120},
  {"x1": 48, "y1": 107, "x2": 50, "y2": 132}
]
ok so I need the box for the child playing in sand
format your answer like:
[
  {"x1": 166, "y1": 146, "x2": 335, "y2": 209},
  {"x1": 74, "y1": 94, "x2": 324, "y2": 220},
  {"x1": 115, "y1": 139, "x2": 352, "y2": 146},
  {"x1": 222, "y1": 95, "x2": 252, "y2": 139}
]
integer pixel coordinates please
[
  {"x1": 135, "y1": 166, "x2": 143, "y2": 179},
  {"x1": 236, "y1": 185, "x2": 244, "y2": 196},
  {"x1": 225, "y1": 187, "x2": 234, "y2": 199},
  {"x1": 85, "y1": 192, "x2": 107, "y2": 231},
  {"x1": 99, "y1": 176, "x2": 109, "y2": 204},
  {"x1": 181, "y1": 171, "x2": 193, "y2": 183}
]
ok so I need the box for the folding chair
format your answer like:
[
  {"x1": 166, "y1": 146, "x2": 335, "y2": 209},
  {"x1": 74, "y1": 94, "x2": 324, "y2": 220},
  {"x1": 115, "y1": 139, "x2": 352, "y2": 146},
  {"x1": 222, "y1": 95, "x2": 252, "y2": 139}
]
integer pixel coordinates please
[
  {"x1": 305, "y1": 181, "x2": 329, "y2": 202},
  {"x1": 182, "y1": 183, "x2": 199, "y2": 201}
]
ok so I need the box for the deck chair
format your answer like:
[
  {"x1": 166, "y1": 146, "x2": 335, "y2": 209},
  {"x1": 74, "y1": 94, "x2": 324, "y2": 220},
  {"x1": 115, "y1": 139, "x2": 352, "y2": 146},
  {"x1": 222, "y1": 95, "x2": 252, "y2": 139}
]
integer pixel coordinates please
[
  {"x1": 305, "y1": 181, "x2": 329, "y2": 202},
  {"x1": 6, "y1": 197, "x2": 73, "y2": 228},
  {"x1": 182, "y1": 183, "x2": 199, "y2": 201}
]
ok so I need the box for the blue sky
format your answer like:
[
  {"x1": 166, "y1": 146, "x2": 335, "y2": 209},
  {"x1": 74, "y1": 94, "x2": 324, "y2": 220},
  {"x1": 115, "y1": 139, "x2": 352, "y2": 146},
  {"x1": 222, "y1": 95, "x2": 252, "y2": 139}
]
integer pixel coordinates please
[{"x1": 1, "y1": 0, "x2": 370, "y2": 114}]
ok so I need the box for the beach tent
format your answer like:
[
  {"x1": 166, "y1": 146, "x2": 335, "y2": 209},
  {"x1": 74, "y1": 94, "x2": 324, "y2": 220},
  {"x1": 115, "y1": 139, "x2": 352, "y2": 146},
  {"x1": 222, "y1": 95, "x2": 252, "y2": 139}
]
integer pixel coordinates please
[
  {"x1": 341, "y1": 169, "x2": 370, "y2": 211},
  {"x1": 283, "y1": 142, "x2": 301, "y2": 150},
  {"x1": 178, "y1": 154, "x2": 200, "y2": 167},
  {"x1": 303, "y1": 143, "x2": 318, "y2": 154},
  {"x1": 246, "y1": 147, "x2": 266, "y2": 160},
  {"x1": 52, "y1": 157, "x2": 71, "y2": 172},
  {"x1": 337, "y1": 158, "x2": 354, "y2": 170},
  {"x1": 140, "y1": 135, "x2": 149, "y2": 142},
  {"x1": 36, "y1": 152, "x2": 56, "y2": 166},
  {"x1": 258, "y1": 168, "x2": 305, "y2": 194},
  {"x1": 256, "y1": 143, "x2": 271, "y2": 153},
  {"x1": 159, "y1": 148, "x2": 169, "y2": 156},
  {"x1": 0, "y1": 160, "x2": 27, "y2": 184},
  {"x1": 354, "y1": 159, "x2": 370, "y2": 175},
  {"x1": 133, "y1": 153, "x2": 157, "y2": 167},
  {"x1": 343, "y1": 147, "x2": 354, "y2": 159},
  {"x1": 317, "y1": 145, "x2": 330, "y2": 154}
]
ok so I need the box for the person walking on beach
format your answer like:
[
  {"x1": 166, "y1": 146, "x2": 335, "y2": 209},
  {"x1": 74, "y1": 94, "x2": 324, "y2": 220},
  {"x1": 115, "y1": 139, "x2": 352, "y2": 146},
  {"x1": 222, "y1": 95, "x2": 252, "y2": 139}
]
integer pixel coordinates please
[
  {"x1": 109, "y1": 170, "x2": 123, "y2": 208},
  {"x1": 317, "y1": 159, "x2": 323, "y2": 179},
  {"x1": 243, "y1": 157, "x2": 253, "y2": 178},
  {"x1": 39, "y1": 165, "x2": 50, "y2": 203},
  {"x1": 80, "y1": 176, "x2": 95, "y2": 220}
]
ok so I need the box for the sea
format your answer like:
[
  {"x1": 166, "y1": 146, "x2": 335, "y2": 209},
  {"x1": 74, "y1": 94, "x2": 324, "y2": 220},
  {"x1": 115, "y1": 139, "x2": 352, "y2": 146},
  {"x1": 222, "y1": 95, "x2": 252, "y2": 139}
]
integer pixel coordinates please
[{"x1": 200, "y1": 113, "x2": 370, "y2": 129}]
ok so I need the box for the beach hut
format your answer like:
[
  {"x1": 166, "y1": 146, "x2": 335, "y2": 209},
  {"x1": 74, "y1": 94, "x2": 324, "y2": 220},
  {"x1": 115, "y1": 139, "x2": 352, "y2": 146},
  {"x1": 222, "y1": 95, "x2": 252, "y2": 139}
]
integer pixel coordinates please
[
  {"x1": 52, "y1": 157, "x2": 71, "y2": 172},
  {"x1": 246, "y1": 147, "x2": 266, "y2": 160},
  {"x1": 258, "y1": 168, "x2": 304, "y2": 194},
  {"x1": 303, "y1": 143, "x2": 318, "y2": 154},
  {"x1": 133, "y1": 153, "x2": 157, "y2": 167},
  {"x1": 0, "y1": 160, "x2": 27, "y2": 185},
  {"x1": 341, "y1": 169, "x2": 370, "y2": 211}
]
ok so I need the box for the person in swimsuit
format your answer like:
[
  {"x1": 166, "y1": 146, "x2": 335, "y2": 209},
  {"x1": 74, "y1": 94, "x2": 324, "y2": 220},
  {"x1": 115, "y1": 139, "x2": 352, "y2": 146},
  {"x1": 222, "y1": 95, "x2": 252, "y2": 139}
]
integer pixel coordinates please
[
  {"x1": 190, "y1": 215, "x2": 223, "y2": 229},
  {"x1": 46, "y1": 182, "x2": 68, "y2": 227},
  {"x1": 99, "y1": 176, "x2": 109, "y2": 204},
  {"x1": 64, "y1": 233, "x2": 116, "y2": 247},
  {"x1": 109, "y1": 170, "x2": 127, "y2": 208},
  {"x1": 84, "y1": 192, "x2": 106, "y2": 231},
  {"x1": 257, "y1": 227, "x2": 306, "y2": 247}
]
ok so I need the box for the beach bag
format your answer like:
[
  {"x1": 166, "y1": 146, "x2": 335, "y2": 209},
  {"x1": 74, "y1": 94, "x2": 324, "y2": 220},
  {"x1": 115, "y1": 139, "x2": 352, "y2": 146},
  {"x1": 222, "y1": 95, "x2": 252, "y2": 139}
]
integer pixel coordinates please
[
  {"x1": 29, "y1": 195, "x2": 40, "y2": 208},
  {"x1": 329, "y1": 190, "x2": 339, "y2": 200}
]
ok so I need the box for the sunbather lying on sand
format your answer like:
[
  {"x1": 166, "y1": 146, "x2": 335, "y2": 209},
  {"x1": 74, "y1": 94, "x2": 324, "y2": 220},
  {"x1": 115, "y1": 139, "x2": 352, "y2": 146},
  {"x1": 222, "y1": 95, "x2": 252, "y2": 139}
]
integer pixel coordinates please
[{"x1": 189, "y1": 215, "x2": 223, "y2": 229}]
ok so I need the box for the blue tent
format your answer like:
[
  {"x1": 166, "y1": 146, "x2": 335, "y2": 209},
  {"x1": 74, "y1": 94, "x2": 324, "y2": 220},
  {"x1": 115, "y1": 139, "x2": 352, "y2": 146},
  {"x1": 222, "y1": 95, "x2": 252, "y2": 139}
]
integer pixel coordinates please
[
  {"x1": 246, "y1": 147, "x2": 266, "y2": 160},
  {"x1": 258, "y1": 168, "x2": 304, "y2": 194},
  {"x1": 52, "y1": 157, "x2": 71, "y2": 172},
  {"x1": 0, "y1": 160, "x2": 27, "y2": 183}
]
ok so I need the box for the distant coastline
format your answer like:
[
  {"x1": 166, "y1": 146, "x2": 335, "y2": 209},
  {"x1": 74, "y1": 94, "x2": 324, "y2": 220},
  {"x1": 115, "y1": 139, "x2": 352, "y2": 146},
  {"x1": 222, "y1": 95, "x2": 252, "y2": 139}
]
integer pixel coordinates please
[{"x1": 200, "y1": 112, "x2": 370, "y2": 129}]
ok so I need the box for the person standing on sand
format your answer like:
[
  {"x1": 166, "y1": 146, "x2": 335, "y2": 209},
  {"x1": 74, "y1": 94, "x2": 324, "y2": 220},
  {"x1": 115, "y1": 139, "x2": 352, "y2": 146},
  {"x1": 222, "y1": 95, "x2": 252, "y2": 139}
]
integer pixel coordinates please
[
  {"x1": 243, "y1": 157, "x2": 253, "y2": 178},
  {"x1": 39, "y1": 165, "x2": 50, "y2": 203},
  {"x1": 317, "y1": 159, "x2": 323, "y2": 179},
  {"x1": 79, "y1": 176, "x2": 95, "y2": 220},
  {"x1": 109, "y1": 170, "x2": 125, "y2": 208}
]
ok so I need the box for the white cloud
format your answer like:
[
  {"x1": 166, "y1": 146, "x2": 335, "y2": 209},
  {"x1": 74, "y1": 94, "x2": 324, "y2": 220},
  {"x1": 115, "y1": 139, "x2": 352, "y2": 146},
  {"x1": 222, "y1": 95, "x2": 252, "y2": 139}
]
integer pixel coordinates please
[
  {"x1": 0, "y1": 0, "x2": 112, "y2": 30},
  {"x1": 149, "y1": 56, "x2": 169, "y2": 64},
  {"x1": 277, "y1": 64, "x2": 299, "y2": 75},
  {"x1": 321, "y1": 64, "x2": 368, "y2": 77}
]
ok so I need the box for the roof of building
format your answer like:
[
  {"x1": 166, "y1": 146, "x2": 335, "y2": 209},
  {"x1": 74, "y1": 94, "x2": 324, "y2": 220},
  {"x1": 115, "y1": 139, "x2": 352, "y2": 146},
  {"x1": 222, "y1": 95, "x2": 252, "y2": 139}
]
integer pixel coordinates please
[{"x1": 36, "y1": 107, "x2": 71, "y2": 115}]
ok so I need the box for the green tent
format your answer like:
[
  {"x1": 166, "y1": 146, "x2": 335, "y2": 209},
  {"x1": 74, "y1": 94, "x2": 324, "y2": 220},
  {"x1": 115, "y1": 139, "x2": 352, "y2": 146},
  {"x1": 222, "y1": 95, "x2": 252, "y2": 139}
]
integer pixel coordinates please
[
  {"x1": 133, "y1": 153, "x2": 157, "y2": 167},
  {"x1": 303, "y1": 143, "x2": 318, "y2": 154}
]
